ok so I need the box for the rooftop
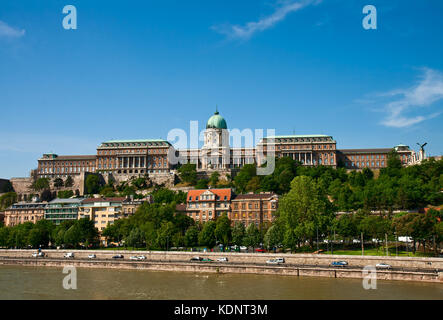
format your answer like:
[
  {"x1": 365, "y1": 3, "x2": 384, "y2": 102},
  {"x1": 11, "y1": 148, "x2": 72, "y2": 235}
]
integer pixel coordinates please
[{"x1": 82, "y1": 197, "x2": 127, "y2": 204}]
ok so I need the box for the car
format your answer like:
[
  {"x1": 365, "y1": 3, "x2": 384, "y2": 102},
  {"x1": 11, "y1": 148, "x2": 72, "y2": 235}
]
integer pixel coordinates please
[
  {"x1": 275, "y1": 258, "x2": 285, "y2": 263},
  {"x1": 88, "y1": 254, "x2": 96, "y2": 259},
  {"x1": 255, "y1": 248, "x2": 266, "y2": 253},
  {"x1": 190, "y1": 256, "x2": 203, "y2": 261},
  {"x1": 137, "y1": 255, "x2": 146, "y2": 260},
  {"x1": 376, "y1": 263, "x2": 392, "y2": 270},
  {"x1": 129, "y1": 256, "x2": 139, "y2": 260},
  {"x1": 240, "y1": 246, "x2": 248, "y2": 251},
  {"x1": 331, "y1": 261, "x2": 348, "y2": 267},
  {"x1": 266, "y1": 259, "x2": 281, "y2": 265},
  {"x1": 32, "y1": 252, "x2": 45, "y2": 258},
  {"x1": 64, "y1": 252, "x2": 74, "y2": 258},
  {"x1": 217, "y1": 257, "x2": 228, "y2": 262},
  {"x1": 112, "y1": 254, "x2": 124, "y2": 259},
  {"x1": 202, "y1": 258, "x2": 213, "y2": 262}
]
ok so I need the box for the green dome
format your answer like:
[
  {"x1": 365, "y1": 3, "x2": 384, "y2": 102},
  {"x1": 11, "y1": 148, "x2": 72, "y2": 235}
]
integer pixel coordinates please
[{"x1": 206, "y1": 110, "x2": 227, "y2": 129}]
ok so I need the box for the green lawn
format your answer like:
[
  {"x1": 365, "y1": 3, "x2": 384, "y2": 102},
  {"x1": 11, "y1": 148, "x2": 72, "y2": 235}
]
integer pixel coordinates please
[{"x1": 326, "y1": 247, "x2": 435, "y2": 257}]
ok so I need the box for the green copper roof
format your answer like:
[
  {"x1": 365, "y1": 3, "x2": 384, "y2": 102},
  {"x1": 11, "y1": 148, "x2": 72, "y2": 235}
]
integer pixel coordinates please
[{"x1": 206, "y1": 110, "x2": 227, "y2": 129}]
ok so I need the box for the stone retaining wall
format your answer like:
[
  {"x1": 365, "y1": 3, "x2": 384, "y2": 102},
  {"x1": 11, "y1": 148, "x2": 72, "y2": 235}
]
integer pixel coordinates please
[{"x1": 1, "y1": 249, "x2": 442, "y2": 269}]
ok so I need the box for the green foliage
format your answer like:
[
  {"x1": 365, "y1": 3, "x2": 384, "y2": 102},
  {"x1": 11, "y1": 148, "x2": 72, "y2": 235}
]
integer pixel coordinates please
[
  {"x1": 195, "y1": 179, "x2": 209, "y2": 189},
  {"x1": 198, "y1": 221, "x2": 216, "y2": 248},
  {"x1": 33, "y1": 178, "x2": 50, "y2": 191},
  {"x1": 64, "y1": 176, "x2": 74, "y2": 187},
  {"x1": 184, "y1": 226, "x2": 199, "y2": 247},
  {"x1": 40, "y1": 189, "x2": 54, "y2": 202},
  {"x1": 53, "y1": 178, "x2": 64, "y2": 188},
  {"x1": 244, "y1": 223, "x2": 261, "y2": 248},
  {"x1": 264, "y1": 224, "x2": 283, "y2": 250},
  {"x1": 215, "y1": 214, "x2": 231, "y2": 245},
  {"x1": 209, "y1": 172, "x2": 220, "y2": 187},
  {"x1": 0, "y1": 192, "x2": 17, "y2": 210},
  {"x1": 58, "y1": 190, "x2": 74, "y2": 199},
  {"x1": 277, "y1": 175, "x2": 335, "y2": 248},
  {"x1": 178, "y1": 163, "x2": 197, "y2": 185},
  {"x1": 85, "y1": 175, "x2": 102, "y2": 194},
  {"x1": 231, "y1": 222, "x2": 245, "y2": 246},
  {"x1": 152, "y1": 187, "x2": 186, "y2": 204}
]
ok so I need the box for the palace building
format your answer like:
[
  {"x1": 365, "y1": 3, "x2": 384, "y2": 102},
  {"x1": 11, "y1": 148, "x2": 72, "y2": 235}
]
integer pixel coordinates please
[{"x1": 35, "y1": 109, "x2": 419, "y2": 180}]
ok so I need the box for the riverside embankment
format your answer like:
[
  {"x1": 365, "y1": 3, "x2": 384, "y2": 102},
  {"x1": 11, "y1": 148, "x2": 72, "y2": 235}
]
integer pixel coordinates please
[{"x1": 1, "y1": 249, "x2": 442, "y2": 283}]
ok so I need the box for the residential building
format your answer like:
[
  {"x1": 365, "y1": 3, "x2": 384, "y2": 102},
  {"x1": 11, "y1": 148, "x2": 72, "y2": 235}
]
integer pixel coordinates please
[
  {"x1": 44, "y1": 198, "x2": 83, "y2": 225},
  {"x1": 230, "y1": 192, "x2": 279, "y2": 227},
  {"x1": 79, "y1": 197, "x2": 127, "y2": 232},
  {"x1": 185, "y1": 188, "x2": 232, "y2": 223},
  {"x1": 4, "y1": 201, "x2": 47, "y2": 227}
]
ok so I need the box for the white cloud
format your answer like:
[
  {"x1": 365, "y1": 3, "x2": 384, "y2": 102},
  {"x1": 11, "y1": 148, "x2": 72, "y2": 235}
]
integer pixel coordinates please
[
  {"x1": 0, "y1": 20, "x2": 25, "y2": 38},
  {"x1": 380, "y1": 68, "x2": 443, "y2": 128},
  {"x1": 212, "y1": 0, "x2": 321, "y2": 40}
]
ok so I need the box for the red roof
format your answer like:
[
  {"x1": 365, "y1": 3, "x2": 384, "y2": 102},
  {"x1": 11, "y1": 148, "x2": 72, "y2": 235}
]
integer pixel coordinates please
[{"x1": 187, "y1": 188, "x2": 232, "y2": 201}]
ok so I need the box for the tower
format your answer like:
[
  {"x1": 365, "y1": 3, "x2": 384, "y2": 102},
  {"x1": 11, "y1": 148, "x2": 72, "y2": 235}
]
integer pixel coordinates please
[{"x1": 201, "y1": 109, "x2": 230, "y2": 170}]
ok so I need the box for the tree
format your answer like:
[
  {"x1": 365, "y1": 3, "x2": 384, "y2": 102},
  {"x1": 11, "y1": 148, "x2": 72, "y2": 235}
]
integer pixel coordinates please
[
  {"x1": 198, "y1": 221, "x2": 216, "y2": 248},
  {"x1": 85, "y1": 175, "x2": 102, "y2": 194},
  {"x1": 244, "y1": 223, "x2": 261, "y2": 250},
  {"x1": 178, "y1": 163, "x2": 197, "y2": 185},
  {"x1": 215, "y1": 214, "x2": 231, "y2": 245},
  {"x1": 54, "y1": 178, "x2": 64, "y2": 188},
  {"x1": 209, "y1": 172, "x2": 220, "y2": 187},
  {"x1": 58, "y1": 190, "x2": 74, "y2": 199},
  {"x1": 277, "y1": 175, "x2": 334, "y2": 248},
  {"x1": 33, "y1": 178, "x2": 50, "y2": 191},
  {"x1": 231, "y1": 222, "x2": 245, "y2": 246},
  {"x1": 246, "y1": 176, "x2": 261, "y2": 193},
  {"x1": 234, "y1": 164, "x2": 256, "y2": 193},
  {"x1": 0, "y1": 192, "x2": 17, "y2": 210},
  {"x1": 64, "y1": 176, "x2": 74, "y2": 187},
  {"x1": 195, "y1": 179, "x2": 209, "y2": 189},
  {"x1": 40, "y1": 189, "x2": 54, "y2": 202},
  {"x1": 185, "y1": 226, "x2": 199, "y2": 247},
  {"x1": 126, "y1": 227, "x2": 145, "y2": 248},
  {"x1": 156, "y1": 221, "x2": 175, "y2": 249},
  {"x1": 264, "y1": 224, "x2": 283, "y2": 250}
]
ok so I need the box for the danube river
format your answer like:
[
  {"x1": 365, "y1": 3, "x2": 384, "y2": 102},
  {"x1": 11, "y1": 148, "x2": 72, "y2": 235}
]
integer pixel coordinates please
[{"x1": 0, "y1": 266, "x2": 441, "y2": 299}]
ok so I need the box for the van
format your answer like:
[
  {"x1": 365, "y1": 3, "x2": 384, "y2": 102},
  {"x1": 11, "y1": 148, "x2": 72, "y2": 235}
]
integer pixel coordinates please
[{"x1": 64, "y1": 252, "x2": 74, "y2": 258}]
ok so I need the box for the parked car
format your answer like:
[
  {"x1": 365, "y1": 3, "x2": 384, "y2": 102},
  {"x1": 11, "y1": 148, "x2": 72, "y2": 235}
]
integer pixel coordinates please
[
  {"x1": 64, "y1": 252, "x2": 74, "y2": 259},
  {"x1": 32, "y1": 252, "x2": 45, "y2": 258},
  {"x1": 202, "y1": 258, "x2": 213, "y2": 262},
  {"x1": 217, "y1": 257, "x2": 228, "y2": 262},
  {"x1": 240, "y1": 246, "x2": 248, "y2": 251},
  {"x1": 190, "y1": 256, "x2": 203, "y2": 261},
  {"x1": 129, "y1": 256, "x2": 139, "y2": 261},
  {"x1": 255, "y1": 248, "x2": 266, "y2": 253},
  {"x1": 331, "y1": 261, "x2": 348, "y2": 267},
  {"x1": 376, "y1": 263, "x2": 392, "y2": 270},
  {"x1": 88, "y1": 254, "x2": 96, "y2": 259},
  {"x1": 275, "y1": 258, "x2": 285, "y2": 263},
  {"x1": 137, "y1": 255, "x2": 146, "y2": 260},
  {"x1": 112, "y1": 254, "x2": 124, "y2": 259}
]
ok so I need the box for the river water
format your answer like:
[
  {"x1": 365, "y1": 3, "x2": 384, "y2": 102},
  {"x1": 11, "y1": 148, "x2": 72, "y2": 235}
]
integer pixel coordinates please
[{"x1": 0, "y1": 266, "x2": 441, "y2": 299}]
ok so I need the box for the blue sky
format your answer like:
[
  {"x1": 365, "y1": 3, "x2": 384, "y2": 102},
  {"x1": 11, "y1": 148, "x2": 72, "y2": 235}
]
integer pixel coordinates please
[{"x1": 1, "y1": 0, "x2": 442, "y2": 178}]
